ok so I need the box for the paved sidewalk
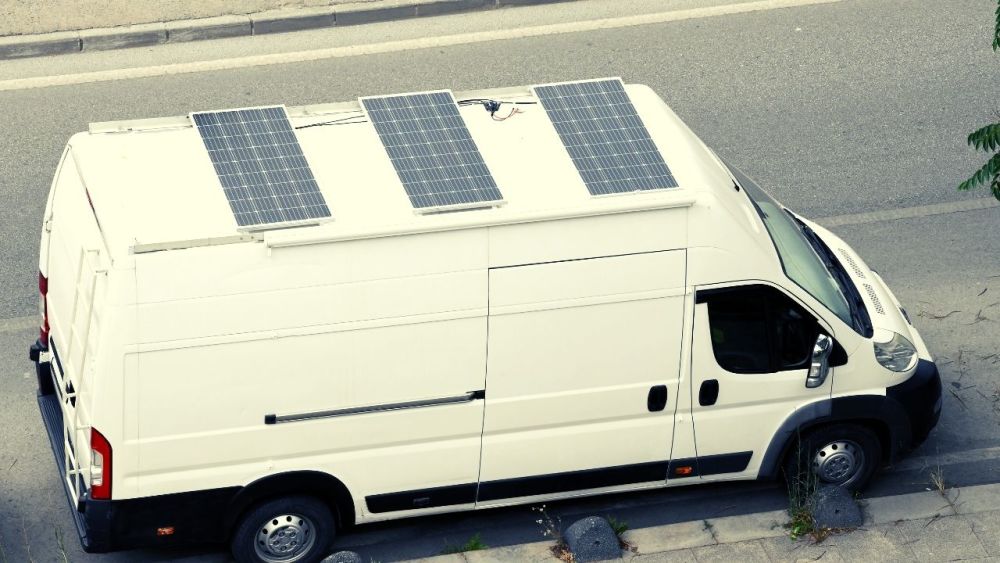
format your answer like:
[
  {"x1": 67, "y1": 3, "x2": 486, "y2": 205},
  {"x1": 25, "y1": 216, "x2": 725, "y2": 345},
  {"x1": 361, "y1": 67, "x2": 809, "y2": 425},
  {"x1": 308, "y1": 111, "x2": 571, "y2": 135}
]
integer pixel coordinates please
[
  {"x1": 0, "y1": 0, "x2": 576, "y2": 61},
  {"x1": 405, "y1": 482, "x2": 1000, "y2": 562}
]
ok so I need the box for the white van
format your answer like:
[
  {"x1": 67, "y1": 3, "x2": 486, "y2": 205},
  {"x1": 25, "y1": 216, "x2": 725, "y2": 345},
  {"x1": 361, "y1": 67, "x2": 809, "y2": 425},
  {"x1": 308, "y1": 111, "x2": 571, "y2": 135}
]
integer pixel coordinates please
[{"x1": 29, "y1": 79, "x2": 941, "y2": 563}]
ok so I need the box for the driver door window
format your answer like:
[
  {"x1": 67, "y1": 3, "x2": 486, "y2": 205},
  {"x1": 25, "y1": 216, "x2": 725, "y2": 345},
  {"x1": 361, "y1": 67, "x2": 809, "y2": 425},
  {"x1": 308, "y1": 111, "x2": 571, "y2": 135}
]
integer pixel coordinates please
[{"x1": 705, "y1": 285, "x2": 820, "y2": 374}]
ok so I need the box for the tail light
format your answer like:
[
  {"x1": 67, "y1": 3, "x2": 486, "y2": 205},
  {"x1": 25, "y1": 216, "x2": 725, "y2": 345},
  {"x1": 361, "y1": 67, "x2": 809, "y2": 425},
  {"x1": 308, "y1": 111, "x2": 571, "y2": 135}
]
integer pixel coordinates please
[
  {"x1": 90, "y1": 428, "x2": 112, "y2": 500},
  {"x1": 39, "y1": 272, "x2": 49, "y2": 345}
]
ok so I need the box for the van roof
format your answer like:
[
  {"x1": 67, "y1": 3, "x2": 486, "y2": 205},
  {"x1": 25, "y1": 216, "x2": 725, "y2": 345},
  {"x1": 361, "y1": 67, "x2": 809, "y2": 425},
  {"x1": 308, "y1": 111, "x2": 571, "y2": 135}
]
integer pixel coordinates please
[{"x1": 69, "y1": 83, "x2": 733, "y2": 256}]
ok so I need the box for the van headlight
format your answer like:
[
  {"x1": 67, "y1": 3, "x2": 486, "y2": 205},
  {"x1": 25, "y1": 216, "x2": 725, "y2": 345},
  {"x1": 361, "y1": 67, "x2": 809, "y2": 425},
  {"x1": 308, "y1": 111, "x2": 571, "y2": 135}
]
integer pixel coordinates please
[{"x1": 873, "y1": 331, "x2": 917, "y2": 372}]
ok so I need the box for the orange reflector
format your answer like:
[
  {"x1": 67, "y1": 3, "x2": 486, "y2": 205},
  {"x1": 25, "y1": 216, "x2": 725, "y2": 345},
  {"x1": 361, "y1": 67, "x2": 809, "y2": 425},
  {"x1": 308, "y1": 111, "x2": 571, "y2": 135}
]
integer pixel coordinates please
[
  {"x1": 674, "y1": 466, "x2": 694, "y2": 476},
  {"x1": 156, "y1": 527, "x2": 175, "y2": 537}
]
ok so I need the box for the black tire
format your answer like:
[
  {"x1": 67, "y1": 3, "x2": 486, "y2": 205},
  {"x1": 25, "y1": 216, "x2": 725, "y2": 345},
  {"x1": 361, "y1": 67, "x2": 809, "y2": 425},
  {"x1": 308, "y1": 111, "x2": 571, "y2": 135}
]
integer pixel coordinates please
[
  {"x1": 784, "y1": 423, "x2": 881, "y2": 492},
  {"x1": 231, "y1": 495, "x2": 335, "y2": 563}
]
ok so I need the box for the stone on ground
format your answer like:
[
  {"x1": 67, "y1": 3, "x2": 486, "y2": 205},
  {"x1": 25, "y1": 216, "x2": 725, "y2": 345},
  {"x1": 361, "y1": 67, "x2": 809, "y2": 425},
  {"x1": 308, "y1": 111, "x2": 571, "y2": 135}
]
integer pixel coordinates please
[
  {"x1": 564, "y1": 516, "x2": 622, "y2": 561},
  {"x1": 322, "y1": 550, "x2": 364, "y2": 563},
  {"x1": 813, "y1": 484, "x2": 863, "y2": 529}
]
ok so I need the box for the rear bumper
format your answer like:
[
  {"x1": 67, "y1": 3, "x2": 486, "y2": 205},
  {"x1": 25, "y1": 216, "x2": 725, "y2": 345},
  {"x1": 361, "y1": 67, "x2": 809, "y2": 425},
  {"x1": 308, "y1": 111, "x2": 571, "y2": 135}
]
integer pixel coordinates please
[
  {"x1": 35, "y1": 364, "x2": 239, "y2": 553},
  {"x1": 37, "y1": 391, "x2": 111, "y2": 552}
]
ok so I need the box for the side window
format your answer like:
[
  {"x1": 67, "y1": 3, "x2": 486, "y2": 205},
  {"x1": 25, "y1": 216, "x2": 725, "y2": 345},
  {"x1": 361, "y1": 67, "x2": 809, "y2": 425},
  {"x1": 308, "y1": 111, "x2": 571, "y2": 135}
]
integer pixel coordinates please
[{"x1": 704, "y1": 285, "x2": 821, "y2": 374}]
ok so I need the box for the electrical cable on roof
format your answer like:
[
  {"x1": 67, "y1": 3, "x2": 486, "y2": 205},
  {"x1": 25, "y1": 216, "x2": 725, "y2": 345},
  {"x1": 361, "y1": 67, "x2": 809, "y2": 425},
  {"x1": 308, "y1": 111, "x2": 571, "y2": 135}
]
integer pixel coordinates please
[
  {"x1": 456, "y1": 98, "x2": 537, "y2": 118},
  {"x1": 492, "y1": 107, "x2": 522, "y2": 121}
]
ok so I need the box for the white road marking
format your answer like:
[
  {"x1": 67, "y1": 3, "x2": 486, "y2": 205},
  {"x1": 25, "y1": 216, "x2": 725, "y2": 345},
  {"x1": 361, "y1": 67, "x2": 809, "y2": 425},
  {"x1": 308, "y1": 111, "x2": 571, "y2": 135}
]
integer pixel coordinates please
[
  {"x1": 817, "y1": 197, "x2": 1000, "y2": 228},
  {"x1": 889, "y1": 445, "x2": 1000, "y2": 473},
  {"x1": 0, "y1": 0, "x2": 842, "y2": 92}
]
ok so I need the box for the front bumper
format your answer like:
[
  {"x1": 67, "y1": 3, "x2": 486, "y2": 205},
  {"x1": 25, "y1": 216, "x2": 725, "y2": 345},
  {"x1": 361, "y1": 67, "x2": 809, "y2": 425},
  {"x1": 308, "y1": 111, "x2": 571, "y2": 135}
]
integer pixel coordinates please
[{"x1": 887, "y1": 359, "x2": 943, "y2": 449}]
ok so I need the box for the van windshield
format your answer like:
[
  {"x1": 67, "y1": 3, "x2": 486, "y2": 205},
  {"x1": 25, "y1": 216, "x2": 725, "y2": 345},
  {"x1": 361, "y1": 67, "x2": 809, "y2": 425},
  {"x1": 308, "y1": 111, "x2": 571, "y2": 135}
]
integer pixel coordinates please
[{"x1": 726, "y1": 164, "x2": 853, "y2": 329}]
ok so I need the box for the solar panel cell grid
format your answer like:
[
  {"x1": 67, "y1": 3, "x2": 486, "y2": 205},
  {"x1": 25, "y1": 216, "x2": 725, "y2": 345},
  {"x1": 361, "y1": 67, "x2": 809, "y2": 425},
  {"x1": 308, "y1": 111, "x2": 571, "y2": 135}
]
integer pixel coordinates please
[
  {"x1": 192, "y1": 106, "x2": 331, "y2": 228},
  {"x1": 361, "y1": 91, "x2": 503, "y2": 210},
  {"x1": 533, "y1": 79, "x2": 678, "y2": 196}
]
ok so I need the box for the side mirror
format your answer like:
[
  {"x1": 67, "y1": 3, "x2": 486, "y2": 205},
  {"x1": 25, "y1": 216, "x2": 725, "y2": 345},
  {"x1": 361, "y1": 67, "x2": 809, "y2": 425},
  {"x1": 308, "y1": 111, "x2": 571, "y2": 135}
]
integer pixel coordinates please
[{"x1": 806, "y1": 334, "x2": 833, "y2": 388}]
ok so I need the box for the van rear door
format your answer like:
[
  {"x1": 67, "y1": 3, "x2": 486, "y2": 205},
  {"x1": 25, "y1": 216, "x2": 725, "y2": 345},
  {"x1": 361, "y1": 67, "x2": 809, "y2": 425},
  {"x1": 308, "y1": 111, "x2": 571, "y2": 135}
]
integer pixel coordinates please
[{"x1": 39, "y1": 147, "x2": 111, "y2": 504}]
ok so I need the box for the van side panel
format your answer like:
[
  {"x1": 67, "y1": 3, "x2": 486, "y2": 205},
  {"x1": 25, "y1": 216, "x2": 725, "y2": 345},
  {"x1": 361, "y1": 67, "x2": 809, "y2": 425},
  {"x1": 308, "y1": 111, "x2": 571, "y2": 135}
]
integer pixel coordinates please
[
  {"x1": 132, "y1": 231, "x2": 489, "y2": 521},
  {"x1": 479, "y1": 250, "x2": 686, "y2": 494}
]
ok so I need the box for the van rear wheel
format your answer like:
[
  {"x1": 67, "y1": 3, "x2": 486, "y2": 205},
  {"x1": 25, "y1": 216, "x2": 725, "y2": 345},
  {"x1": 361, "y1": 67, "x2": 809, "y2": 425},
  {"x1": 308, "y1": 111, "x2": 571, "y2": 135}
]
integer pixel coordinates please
[
  {"x1": 231, "y1": 495, "x2": 334, "y2": 563},
  {"x1": 785, "y1": 423, "x2": 881, "y2": 492}
]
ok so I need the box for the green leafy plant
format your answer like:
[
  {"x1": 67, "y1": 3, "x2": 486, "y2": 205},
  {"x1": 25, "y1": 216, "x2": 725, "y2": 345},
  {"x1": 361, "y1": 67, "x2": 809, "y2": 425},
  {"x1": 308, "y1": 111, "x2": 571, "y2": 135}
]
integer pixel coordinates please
[
  {"x1": 441, "y1": 532, "x2": 488, "y2": 554},
  {"x1": 959, "y1": 1, "x2": 1000, "y2": 200}
]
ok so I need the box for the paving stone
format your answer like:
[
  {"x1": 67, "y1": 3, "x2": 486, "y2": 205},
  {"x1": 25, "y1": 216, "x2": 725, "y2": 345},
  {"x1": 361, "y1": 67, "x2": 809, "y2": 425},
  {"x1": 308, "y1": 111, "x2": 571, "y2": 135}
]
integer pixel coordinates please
[
  {"x1": 967, "y1": 511, "x2": 1000, "y2": 555},
  {"x1": 622, "y1": 520, "x2": 715, "y2": 554},
  {"x1": 954, "y1": 484, "x2": 1000, "y2": 515},
  {"x1": 707, "y1": 510, "x2": 787, "y2": 543},
  {"x1": 862, "y1": 491, "x2": 955, "y2": 525},
  {"x1": 759, "y1": 535, "x2": 846, "y2": 562},
  {"x1": 564, "y1": 516, "x2": 621, "y2": 561},
  {"x1": 628, "y1": 548, "x2": 698, "y2": 562},
  {"x1": 884, "y1": 515, "x2": 988, "y2": 563},
  {"x1": 832, "y1": 526, "x2": 915, "y2": 563},
  {"x1": 464, "y1": 541, "x2": 555, "y2": 563},
  {"x1": 691, "y1": 540, "x2": 770, "y2": 563}
]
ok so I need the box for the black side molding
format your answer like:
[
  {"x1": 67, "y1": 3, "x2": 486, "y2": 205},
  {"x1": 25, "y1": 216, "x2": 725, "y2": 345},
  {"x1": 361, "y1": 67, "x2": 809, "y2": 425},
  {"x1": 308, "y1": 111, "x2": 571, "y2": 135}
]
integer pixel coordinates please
[
  {"x1": 366, "y1": 483, "x2": 478, "y2": 514},
  {"x1": 668, "y1": 451, "x2": 753, "y2": 479},
  {"x1": 265, "y1": 390, "x2": 485, "y2": 425},
  {"x1": 366, "y1": 460, "x2": 671, "y2": 513}
]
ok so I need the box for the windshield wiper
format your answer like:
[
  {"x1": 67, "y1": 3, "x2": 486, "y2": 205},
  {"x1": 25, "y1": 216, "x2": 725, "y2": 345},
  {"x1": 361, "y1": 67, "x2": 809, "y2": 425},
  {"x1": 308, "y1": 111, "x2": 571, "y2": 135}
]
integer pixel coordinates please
[{"x1": 790, "y1": 214, "x2": 872, "y2": 335}]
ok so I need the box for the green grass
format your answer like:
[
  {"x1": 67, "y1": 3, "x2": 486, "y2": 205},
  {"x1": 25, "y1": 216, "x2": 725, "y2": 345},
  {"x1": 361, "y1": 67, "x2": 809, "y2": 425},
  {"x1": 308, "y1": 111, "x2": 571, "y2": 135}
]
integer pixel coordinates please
[{"x1": 441, "y1": 532, "x2": 488, "y2": 554}]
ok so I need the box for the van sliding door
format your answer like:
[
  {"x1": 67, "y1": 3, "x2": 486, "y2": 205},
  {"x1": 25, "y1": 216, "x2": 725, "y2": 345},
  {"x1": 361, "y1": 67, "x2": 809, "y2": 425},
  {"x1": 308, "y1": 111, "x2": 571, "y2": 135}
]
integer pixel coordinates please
[{"x1": 477, "y1": 250, "x2": 685, "y2": 504}]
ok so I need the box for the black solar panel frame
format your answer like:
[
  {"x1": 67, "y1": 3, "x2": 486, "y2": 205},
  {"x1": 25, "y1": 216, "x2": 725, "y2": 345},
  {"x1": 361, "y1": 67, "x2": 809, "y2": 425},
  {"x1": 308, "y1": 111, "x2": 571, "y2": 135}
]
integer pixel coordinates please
[
  {"x1": 532, "y1": 78, "x2": 678, "y2": 196},
  {"x1": 360, "y1": 90, "x2": 504, "y2": 212},
  {"x1": 191, "y1": 105, "x2": 332, "y2": 230}
]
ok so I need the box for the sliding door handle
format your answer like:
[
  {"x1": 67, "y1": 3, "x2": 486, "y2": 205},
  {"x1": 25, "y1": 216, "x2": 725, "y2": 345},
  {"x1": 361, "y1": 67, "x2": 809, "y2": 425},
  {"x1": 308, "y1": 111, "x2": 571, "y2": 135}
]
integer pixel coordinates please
[{"x1": 647, "y1": 385, "x2": 668, "y2": 412}]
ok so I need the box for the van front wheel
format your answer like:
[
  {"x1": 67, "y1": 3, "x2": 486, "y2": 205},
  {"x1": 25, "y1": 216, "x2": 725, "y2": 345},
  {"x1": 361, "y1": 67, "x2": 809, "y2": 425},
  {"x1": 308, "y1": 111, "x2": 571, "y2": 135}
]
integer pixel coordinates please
[
  {"x1": 231, "y1": 495, "x2": 335, "y2": 563},
  {"x1": 785, "y1": 423, "x2": 881, "y2": 492}
]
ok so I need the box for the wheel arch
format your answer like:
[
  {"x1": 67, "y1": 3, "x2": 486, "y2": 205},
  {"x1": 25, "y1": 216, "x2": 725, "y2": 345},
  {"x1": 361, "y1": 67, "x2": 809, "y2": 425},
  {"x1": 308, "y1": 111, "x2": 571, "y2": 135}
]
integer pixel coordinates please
[
  {"x1": 757, "y1": 395, "x2": 910, "y2": 481},
  {"x1": 224, "y1": 470, "x2": 356, "y2": 537}
]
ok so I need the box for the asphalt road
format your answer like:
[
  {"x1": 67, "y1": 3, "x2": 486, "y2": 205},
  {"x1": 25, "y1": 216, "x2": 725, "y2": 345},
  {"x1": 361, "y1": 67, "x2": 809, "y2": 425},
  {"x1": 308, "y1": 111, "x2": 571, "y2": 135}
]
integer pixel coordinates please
[{"x1": 0, "y1": 0, "x2": 998, "y2": 561}]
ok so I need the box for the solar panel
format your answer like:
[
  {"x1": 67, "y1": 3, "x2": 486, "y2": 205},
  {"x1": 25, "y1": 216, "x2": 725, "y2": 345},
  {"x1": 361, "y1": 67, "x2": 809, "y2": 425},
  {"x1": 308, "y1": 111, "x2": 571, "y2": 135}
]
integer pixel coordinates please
[
  {"x1": 361, "y1": 91, "x2": 503, "y2": 211},
  {"x1": 192, "y1": 106, "x2": 331, "y2": 228},
  {"x1": 532, "y1": 78, "x2": 678, "y2": 196}
]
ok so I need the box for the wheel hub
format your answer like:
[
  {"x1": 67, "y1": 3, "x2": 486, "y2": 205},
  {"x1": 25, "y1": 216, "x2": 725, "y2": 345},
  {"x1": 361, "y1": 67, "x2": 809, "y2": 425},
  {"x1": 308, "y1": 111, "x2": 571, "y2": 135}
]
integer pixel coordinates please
[
  {"x1": 255, "y1": 513, "x2": 315, "y2": 563},
  {"x1": 813, "y1": 440, "x2": 863, "y2": 484}
]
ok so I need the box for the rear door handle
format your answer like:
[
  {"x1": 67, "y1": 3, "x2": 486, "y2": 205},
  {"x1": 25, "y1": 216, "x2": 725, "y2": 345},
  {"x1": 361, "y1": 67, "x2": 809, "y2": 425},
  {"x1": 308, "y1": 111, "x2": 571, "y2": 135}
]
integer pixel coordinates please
[
  {"x1": 647, "y1": 385, "x2": 668, "y2": 412},
  {"x1": 699, "y1": 380, "x2": 719, "y2": 406}
]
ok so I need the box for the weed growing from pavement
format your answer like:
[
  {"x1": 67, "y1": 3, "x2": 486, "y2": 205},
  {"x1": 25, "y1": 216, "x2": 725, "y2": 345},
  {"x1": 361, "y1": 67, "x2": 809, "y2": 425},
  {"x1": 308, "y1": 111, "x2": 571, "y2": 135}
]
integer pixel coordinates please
[
  {"x1": 441, "y1": 532, "x2": 488, "y2": 554},
  {"x1": 532, "y1": 505, "x2": 573, "y2": 561},
  {"x1": 606, "y1": 516, "x2": 634, "y2": 551},
  {"x1": 785, "y1": 442, "x2": 821, "y2": 541}
]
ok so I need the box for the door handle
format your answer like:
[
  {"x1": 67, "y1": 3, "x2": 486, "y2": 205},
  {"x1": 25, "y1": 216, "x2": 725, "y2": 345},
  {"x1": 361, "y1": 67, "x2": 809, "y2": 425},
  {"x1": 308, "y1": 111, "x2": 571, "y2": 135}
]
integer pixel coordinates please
[
  {"x1": 699, "y1": 380, "x2": 719, "y2": 406},
  {"x1": 647, "y1": 385, "x2": 668, "y2": 412}
]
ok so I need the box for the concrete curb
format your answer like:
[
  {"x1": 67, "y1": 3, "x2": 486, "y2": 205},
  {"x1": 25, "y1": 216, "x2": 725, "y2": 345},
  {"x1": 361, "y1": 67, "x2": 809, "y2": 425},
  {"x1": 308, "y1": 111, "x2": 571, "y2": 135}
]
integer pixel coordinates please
[
  {"x1": 409, "y1": 483, "x2": 1000, "y2": 562},
  {"x1": 0, "y1": 0, "x2": 578, "y2": 61}
]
